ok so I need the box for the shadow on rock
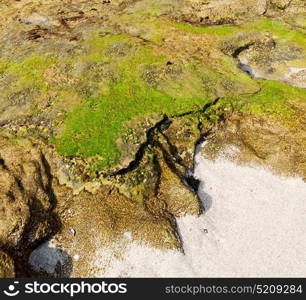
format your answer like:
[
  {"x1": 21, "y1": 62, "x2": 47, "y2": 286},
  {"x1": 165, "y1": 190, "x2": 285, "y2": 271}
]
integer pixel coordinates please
[
  {"x1": 197, "y1": 181, "x2": 213, "y2": 212},
  {"x1": 28, "y1": 242, "x2": 73, "y2": 278},
  {"x1": 0, "y1": 139, "x2": 65, "y2": 277}
]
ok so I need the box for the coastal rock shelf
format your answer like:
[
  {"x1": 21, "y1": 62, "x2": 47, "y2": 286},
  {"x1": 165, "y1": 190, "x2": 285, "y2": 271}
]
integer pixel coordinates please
[{"x1": 0, "y1": 0, "x2": 305, "y2": 277}]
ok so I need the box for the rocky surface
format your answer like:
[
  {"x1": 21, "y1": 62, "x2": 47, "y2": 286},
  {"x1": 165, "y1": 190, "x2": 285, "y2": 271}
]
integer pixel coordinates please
[
  {"x1": 0, "y1": 0, "x2": 305, "y2": 277},
  {"x1": 201, "y1": 109, "x2": 306, "y2": 180},
  {"x1": 0, "y1": 250, "x2": 15, "y2": 278},
  {"x1": 174, "y1": 0, "x2": 268, "y2": 25}
]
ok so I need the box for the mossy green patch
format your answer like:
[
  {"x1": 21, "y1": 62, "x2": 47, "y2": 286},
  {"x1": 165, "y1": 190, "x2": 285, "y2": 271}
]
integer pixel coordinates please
[
  {"x1": 242, "y1": 80, "x2": 306, "y2": 125},
  {"x1": 55, "y1": 86, "x2": 206, "y2": 169},
  {"x1": 172, "y1": 22, "x2": 238, "y2": 36},
  {"x1": 242, "y1": 18, "x2": 306, "y2": 48},
  {"x1": 55, "y1": 37, "x2": 208, "y2": 169},
  {"x1": 0, "y1": 60, "x2": 8, "y2": 74},
  {"x1": 172, "y1": 17, "x2": 306, "y2": 49},
  {"x1": 6, "y1": 56, "x2": 55, "y2": 91},
  {"x1": 89, "y1": 34, "x2": 127, "y2": 49}
]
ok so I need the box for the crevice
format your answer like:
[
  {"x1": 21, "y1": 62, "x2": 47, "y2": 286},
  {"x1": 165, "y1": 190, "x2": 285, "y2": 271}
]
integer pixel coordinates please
[
  {"x1": 5, "y1": 153, "x2": 64, "y2": 277},
  {"x1": 0, "y1": 158, "x2": 8, "y2": 170},
  {"x1": 109, "y1": 115, "x2": 172, "y2": 176},
  {"x1": 106, "y1": 97, "x2": 220, "y2": 178},
  {"x1": 231, "y1": 42, "x2": 255, "y2": 58}
]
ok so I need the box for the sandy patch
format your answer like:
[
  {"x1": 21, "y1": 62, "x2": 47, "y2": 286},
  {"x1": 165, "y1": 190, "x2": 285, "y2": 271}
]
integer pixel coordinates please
[
  {"x1": 92, "y1": 151, "x2": 306, "y2": 277},
  {"x1": 29, "y1": 151, "x2": 306, "y2": 277}
]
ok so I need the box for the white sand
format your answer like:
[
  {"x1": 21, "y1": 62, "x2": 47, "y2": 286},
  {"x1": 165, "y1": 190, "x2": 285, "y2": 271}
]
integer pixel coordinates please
[
  {"x1": 93, "y1": 152, "x2": 306, "y2": 277},
  {"x1": 29, "y1": 150, "x2": 306, "y2": 277}
]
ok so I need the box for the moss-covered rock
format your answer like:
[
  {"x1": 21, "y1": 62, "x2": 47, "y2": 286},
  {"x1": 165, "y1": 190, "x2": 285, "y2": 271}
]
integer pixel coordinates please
[{"x1": 0, "y1": 0, "x2": 305, "y2": 277}]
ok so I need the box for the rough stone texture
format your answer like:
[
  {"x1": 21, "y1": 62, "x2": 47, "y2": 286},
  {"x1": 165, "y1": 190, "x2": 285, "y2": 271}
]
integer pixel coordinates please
[
  {"x1": 0, "y1": 250, "x2": 15, "y2": 278},
  {"x1": 0, "y1": 134, "x2": 199, "y2": 276},
  {"x1": 268, "y1": 0, "x2": 306, "y2": 14},
  {"x1": 0, "y1": 137, "x2": 59, "y2": 254},
  {"x1": 0, "y1": 0, "x2": 305, "y2": 277},
  {"x1": 235, "y1": 38, "x2": 306, "y2": 88},
  {"x1": 174, "y1": 0, "x2": 268, "y2": 25},
  {"x1": 156, "y1": 152, "x2": 202, "y2": 217},
  {"x1": 202, "y1": 110, "x2": 306, "y2": 180}
]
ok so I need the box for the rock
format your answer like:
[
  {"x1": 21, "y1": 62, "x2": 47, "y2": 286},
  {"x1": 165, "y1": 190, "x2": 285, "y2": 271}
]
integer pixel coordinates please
[
  {"x1": 175, "y1": 0, "x2": 267, "y2": 25},
  {"x1": 19, "y1": 13, "x2": 60, "y2": 28},
  {"x1": 221, "y1": 30, "x2": 306, "y2": 88},
  {"x1": 236, "y1": 41, "x2": 306, "y2": 88},
  {"x1": 0, "y1": 0, "x2": 304, "y2": 278},
  {"x1": 115, "y1": 113, "x2": 163, "y2": 169},
  {"x1": 269, "y1": 0, "x2": 306, "y2": 13},
  {"x1": 270, "y1": 0, "x2": 291, "y2": 9},
  {"x1": 221, "y1": 31, "x2": 276, "y2": 58},
  {"x1": 156, "y1": 150, "x2": 202, "y2": 217},
  {"x1": 48, "y1": 182, "x2": 182, "y2": 276},
  {"x1": 0, "y1": 250, "x2": 15, "y2": 278},
  {"x1": 0, "y1": 137, "x2": 59, "y2": 256},
  {"x1": 285, "y1": 68, "x2": 306, "y2": 88},
  {"x1": 202, "y1": 110, "x2": 306, "y2": 180}
]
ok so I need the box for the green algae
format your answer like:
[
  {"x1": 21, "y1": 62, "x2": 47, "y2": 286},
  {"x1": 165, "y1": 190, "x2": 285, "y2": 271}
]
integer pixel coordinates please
[
  {"x1": 172, "y1": 23, "x2": 238, "y2": 36},
  {"x1": 1, "y1": 21, "x2": 304, "y2": 172},
  {"x1": 6, "y1": 56, "x2": 55, "y2": 91},
  {"x1": 54, "y1": 37, "x2": 209, "y2": 169},
  {"x1": 172, "y1": 17, "x2": 306, "y2": 48},
  {"x1": 244, "y1": 80, "x2": 306, "y2": 121}
]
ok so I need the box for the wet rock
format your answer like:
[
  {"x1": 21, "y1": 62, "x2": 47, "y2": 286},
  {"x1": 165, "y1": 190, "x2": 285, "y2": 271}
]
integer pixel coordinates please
[
  {"x1": 221, "y1": 32, "x2": 275, "y2": 58},
  {"x1": 28, "y1": 241, "x2": 72, "y2": 277},
  {"x1": 222, "y1": 31, "x2": 306, "y2": 88},
  {"x1": 237, "y1": 43, "x2": 306, "y2": 88}
]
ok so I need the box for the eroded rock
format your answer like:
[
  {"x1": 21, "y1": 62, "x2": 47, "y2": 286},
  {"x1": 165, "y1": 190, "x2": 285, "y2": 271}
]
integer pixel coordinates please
[
  {"x1": 0, "y1": 0, "x2": 305, "y2": 278},
  {"x1": 175, "y1": 0, "x2": 267, "y2": 25},
  {"x1": 0, "y1": 250, "x2": 15, "y2": 278},
  {"x1": 202, "y1": 110, "x2": 306, "y2": 180},
  {"x1": 0, "y1": 138, "x2": 59, "y2": 255}
]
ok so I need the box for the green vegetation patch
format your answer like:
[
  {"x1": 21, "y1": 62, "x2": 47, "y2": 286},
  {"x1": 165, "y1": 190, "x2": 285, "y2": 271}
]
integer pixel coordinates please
[
  {"x1": 55, "y1": 36, "x2": 208, "y2": 169},
  {"x1": 242, "y1": 18, "x2": 306, "y2": 48},
  {"x1": 172, "y1": 22, "x2": 237, "y2": 36},
  {"x1": 6, "y1": 56, "x2": 55, "y2": 91},
  {"x1": 172, "y1": 17, "x2": 306, "y2": 49},
  {"x1": 242, "y1": 80, "x2": 306, "y2": 125},
  {"x1": 53, "y1": 34, "x2": 306, "y2": 170}
]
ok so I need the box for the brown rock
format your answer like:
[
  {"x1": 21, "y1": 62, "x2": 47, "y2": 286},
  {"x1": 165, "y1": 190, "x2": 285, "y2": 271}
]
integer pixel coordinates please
[
  {"x1": 0, "y1": 137, "x2": 59, "y2": 254},
  {"x1": 0, "y1": 250, "x2": 15, "y2": 278},
  {"x1": 175, "y1": 0, "x2": 267, "y2": 25},
  {"x1": 202, "y1": 111, "x2": 306, "y2": 180}
]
